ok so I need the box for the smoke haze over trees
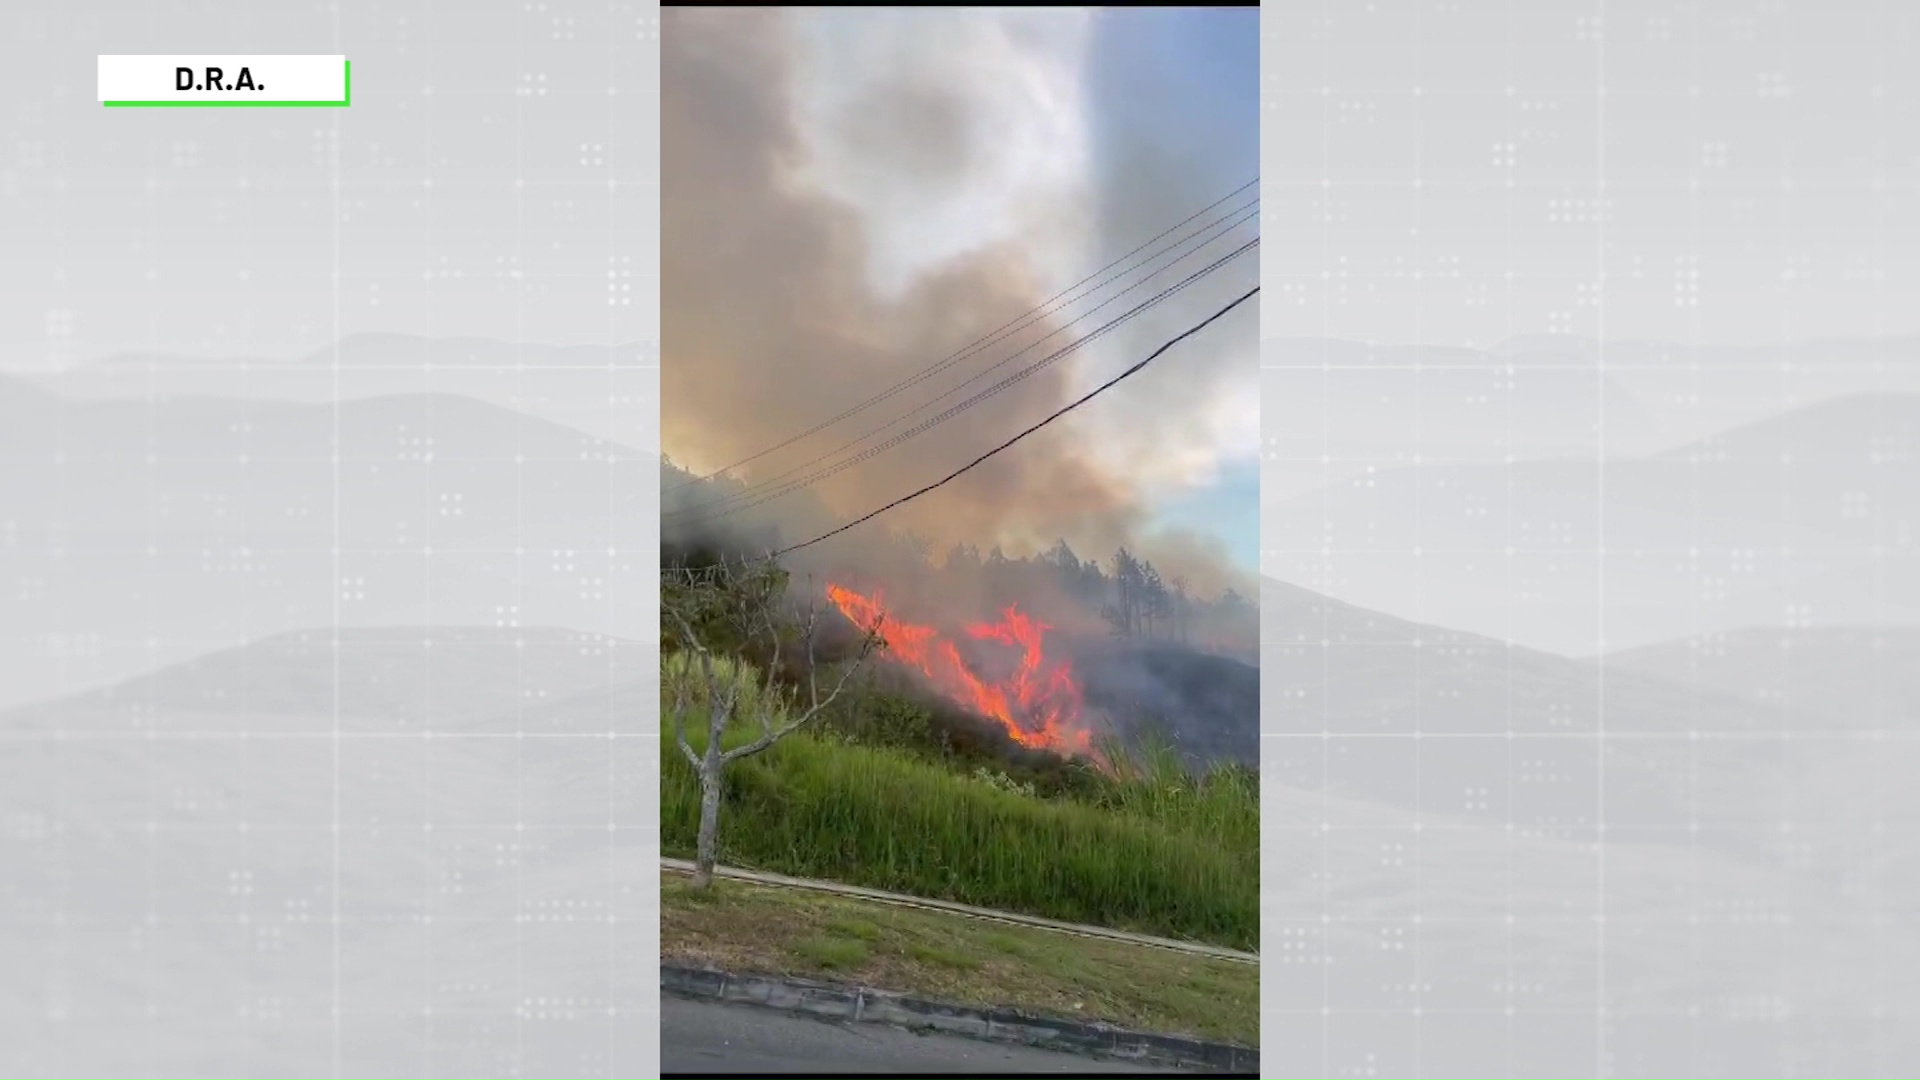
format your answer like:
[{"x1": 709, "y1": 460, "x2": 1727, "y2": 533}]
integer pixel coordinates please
[{"x1": 661, "y1": 458, "x2": 1258, "y2": 666}]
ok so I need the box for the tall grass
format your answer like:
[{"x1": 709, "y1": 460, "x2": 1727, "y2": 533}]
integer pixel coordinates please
[
  {"x1": 662, "y1": 650, "x2": 788, "y2": 748},
  {"x1": 660, "y1": 660, "x2": 1259, "y2": 949}
]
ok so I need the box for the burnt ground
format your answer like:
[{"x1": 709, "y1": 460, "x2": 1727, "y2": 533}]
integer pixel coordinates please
[{"x1": 1071, "y1": 641, "x2": 1260, "y2": 771}]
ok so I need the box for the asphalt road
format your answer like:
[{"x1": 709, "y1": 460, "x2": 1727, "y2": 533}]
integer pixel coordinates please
[{"x1": 661, "y1": 996, "x2": 1180, "y2": 1075}]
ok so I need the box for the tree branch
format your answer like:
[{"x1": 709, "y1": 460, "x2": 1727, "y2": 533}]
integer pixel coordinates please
[
  {"x1": 756, "y1": 583, "x2": 783, "y2": 740},
  {"x1": 722, "y1": 616, "x2": 882, "y2": 765},
  {"x1": 804, "y1": 597, "x2": 822, "y2": 711},
  {"x1": 669, "y1": 662, "x2": 699, "y2": 769},
  {"x1": 662, "y1": 598, "x2": 706, "y2": 769}
]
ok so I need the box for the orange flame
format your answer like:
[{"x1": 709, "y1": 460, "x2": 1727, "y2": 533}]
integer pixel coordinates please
[{"x1": 826, "y1": 582, "x2": 1096, "y2": 761}]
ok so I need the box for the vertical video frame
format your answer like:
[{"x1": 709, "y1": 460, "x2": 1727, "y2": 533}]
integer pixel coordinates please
[{"x1": 659, "y1": 5, "x2": 1261, "y2": 1076}]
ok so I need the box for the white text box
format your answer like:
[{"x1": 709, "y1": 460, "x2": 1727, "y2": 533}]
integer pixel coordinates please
[{"x1": 98, "y1": 55, "x2": 348, "y2": 105}]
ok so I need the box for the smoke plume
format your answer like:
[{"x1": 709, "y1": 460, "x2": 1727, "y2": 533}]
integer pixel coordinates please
[{"x1": 661, "y1": 7, "x2": 1253, "y2": 602}]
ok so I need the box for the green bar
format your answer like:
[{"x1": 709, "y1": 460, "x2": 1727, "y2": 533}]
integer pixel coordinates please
[{"x1": 103, "y1": 59, "x2": 350, "y2": 108}]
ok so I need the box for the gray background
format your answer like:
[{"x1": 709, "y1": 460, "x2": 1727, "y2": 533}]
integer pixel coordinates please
[
  {"x1": 7, "y1": 1, "x2": 1919, "y2": 1078},
  {"x1": 1264, "y1": 1, "x2": 1920, "y2": 1077},
  {"x1": 0, "y1": 2, "x2": 660, "y2": 1077}
]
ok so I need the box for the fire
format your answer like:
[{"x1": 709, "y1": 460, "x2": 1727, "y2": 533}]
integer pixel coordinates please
[{"x1": 825, "y1": 582, "x2": 1097, "y2": 761}]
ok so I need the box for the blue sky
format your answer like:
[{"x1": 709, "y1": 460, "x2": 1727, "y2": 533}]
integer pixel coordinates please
[
  {"x1": 1084, "y1": 8, "x2": 1261, "y2": 575},
  {"x1": 1086, "y1": 8, "x2": 1260, "y2": 200},
  {"x1": 1155, "y1": 458, "x2": 1262, "y2": 572}
]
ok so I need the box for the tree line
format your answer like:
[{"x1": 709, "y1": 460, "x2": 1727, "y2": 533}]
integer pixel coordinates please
[
  {"x1": 934, "y1": 538, "x2": 1253, "y2": 649},
  {"x1": 660, "y1": 457, "x2": 1256, "y2": 656}
]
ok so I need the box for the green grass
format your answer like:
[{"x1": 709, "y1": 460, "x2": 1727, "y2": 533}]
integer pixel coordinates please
[
  {"x1": 662, "y1": 872, "x2": 1259, "y2": 1046},
  {"x1": 828, "y1": 916, "x2": 882, "y2": 941},
  {"x1": 906, "y1": 941, "x2": 982, "y2": 971},
  {"x1": 661, "y1": 657, "x2": 1258, "y2": 950},
  {"x1": 791, "y1": 934, "x2": 870, "y2": 970}
]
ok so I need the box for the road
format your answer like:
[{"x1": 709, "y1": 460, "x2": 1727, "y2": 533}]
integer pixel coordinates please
[{"x1": 661, "y1": 996, "x2": 1180, "y2": 1075}]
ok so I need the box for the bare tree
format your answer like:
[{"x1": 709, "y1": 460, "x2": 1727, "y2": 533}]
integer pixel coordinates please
[
  {"x1": 661, "y1": 555, "x2": 883, "y2": 889},
  {"x1": 1104, "y1": 547, "x2": 1143, "y2": 639},
  {"x1": 1168, "y1": 574, "x2": 1192, "y2": 644}
]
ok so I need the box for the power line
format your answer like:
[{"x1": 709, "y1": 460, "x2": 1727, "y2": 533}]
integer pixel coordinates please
[
  {"x1": 664, "y1": 176, "x2": 1258, "y2": 493},
  {"x1": 669, "y1": 232, "x2": 1259, "y2": 530},
  {"x1": 667, "y1": 201, "x2": 1256, "y2": 518},
  {"x1": 763, "y1": 281, "x2": 1260, "y2": 562},
  {"x1": 675, "y1": 234, "x2": 1257, "y2": 527},
  {"x1": 666, "y1": 216, "x2": 1259, "y2": 526}
]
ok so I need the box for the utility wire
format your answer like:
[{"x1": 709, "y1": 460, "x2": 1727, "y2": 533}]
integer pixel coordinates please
[
  {"x1": 663, "y1": 199, "x2": 1255, "y2": 519},
  {"x1": 664, "y1": 176, "x2": 1258, "y2": 493},
  {"x1": 762, "y1": 282, "x2": 1260, "y2": 562},
  {"x1": 671, "y1": 233, "x2": 1259, "y2": 529},
  {"x1": 675, "y1": 234, "x2": 1256, "y2": 527},
  {"x1": 666, "y1": 211, "x2": 1259, "y2": 524}
]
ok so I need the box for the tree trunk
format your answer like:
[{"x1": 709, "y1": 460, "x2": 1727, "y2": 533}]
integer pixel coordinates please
[{"x1": 691, "y1": 745, "x2": 724, "y2": 889}]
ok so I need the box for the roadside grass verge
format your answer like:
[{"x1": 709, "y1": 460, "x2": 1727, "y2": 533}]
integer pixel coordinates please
[{"x1": 661, "y1": 872, "x2": 1259, "y2": 1048}]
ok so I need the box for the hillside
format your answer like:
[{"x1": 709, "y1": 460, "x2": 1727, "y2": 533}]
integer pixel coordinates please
[
  {"x1": 7, "y1": 623, "x2": 1914, "y2": 1074},
  {"x1": 1074, "y1": 641, "x2": 1258, "y2": 768},
  {"x1": 1605, "y1": 625, "x2": 1920, "y2": 731},
  {"x1": 1266, "y1": 392, "x2": 1920, "y2": 654},
  {"x1": 7, "y1": 590, "x2": 1919, "y2": 1073},
  {"x1": 0, "y1": 376, "x2": 654, "y2": 709},
  {"x1": 3, "y1": 626, "x2": 648, "y2": 734},
  {"x1": 24, "y1": 335, "x2": 656, "y2": 451}
]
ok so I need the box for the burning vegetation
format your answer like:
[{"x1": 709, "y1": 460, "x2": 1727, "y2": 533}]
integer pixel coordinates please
[
  {"x1": 824, "y1": 582, "x2": 1096, "y2": 761},
  {"x1": 663, "y1": 446, "x2": 1259, "y2": 775},
  {"x1": 658, "y1": 549, "x2": 1259, "y2": 948},
  {"x1": 658, "y1": 469, "x2": 1259, "y2": 947}
]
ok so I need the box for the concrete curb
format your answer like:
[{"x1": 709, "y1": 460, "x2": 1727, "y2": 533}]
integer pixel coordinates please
[{"x1": 660, "y1": 963, "x2": 1259, "y2": 1074}]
